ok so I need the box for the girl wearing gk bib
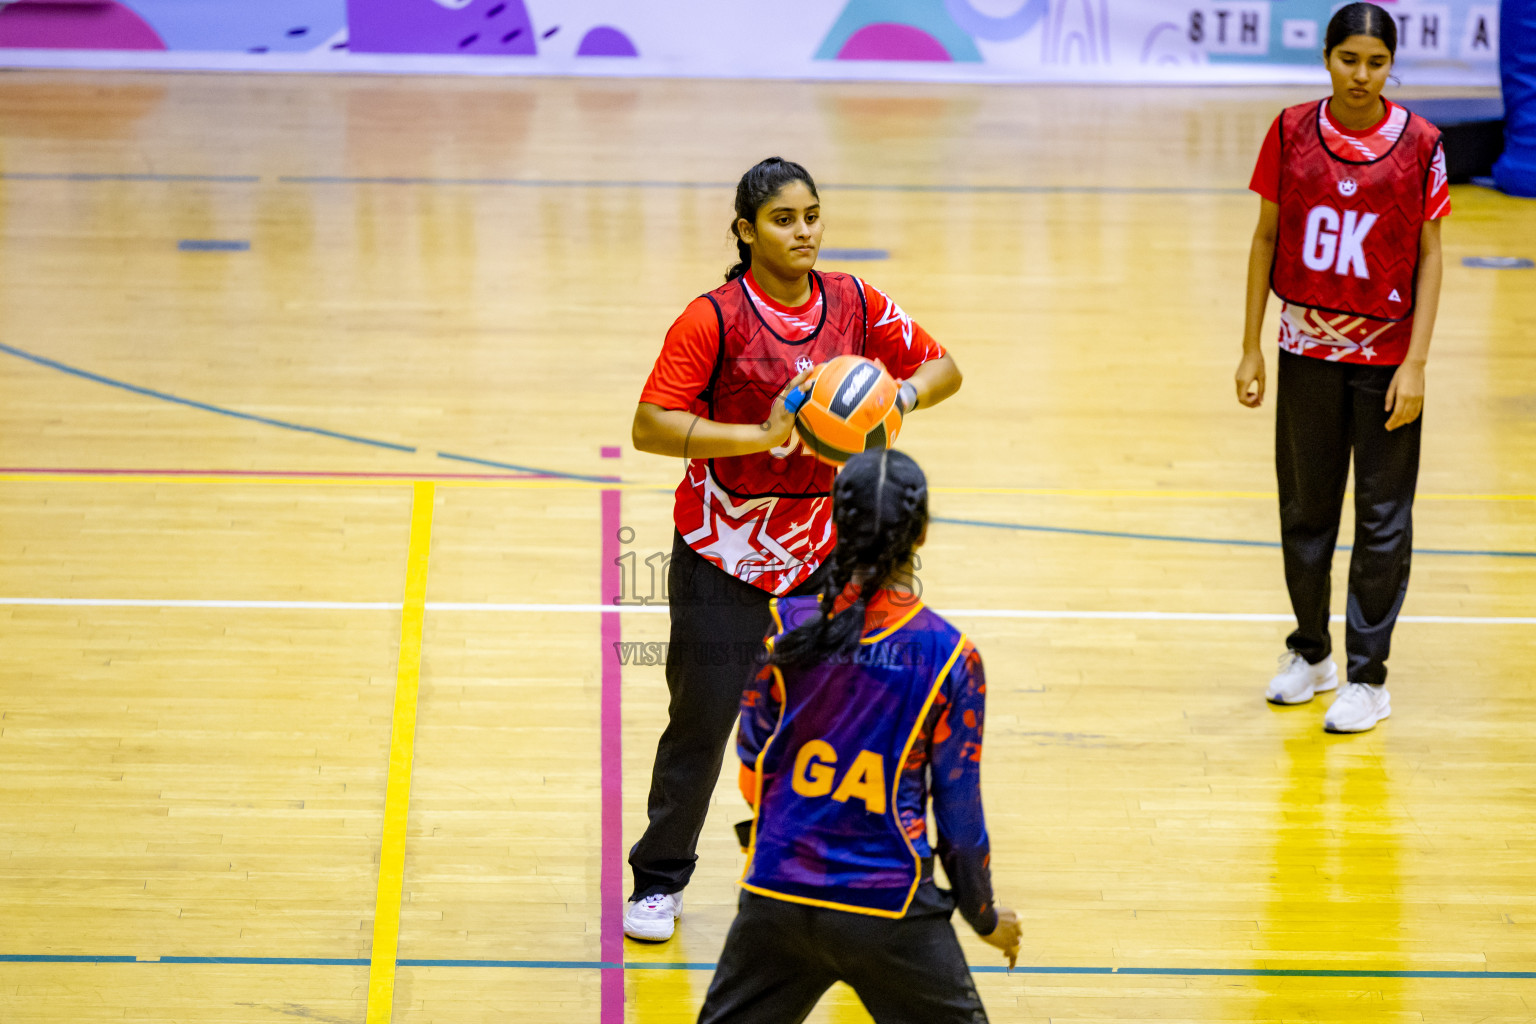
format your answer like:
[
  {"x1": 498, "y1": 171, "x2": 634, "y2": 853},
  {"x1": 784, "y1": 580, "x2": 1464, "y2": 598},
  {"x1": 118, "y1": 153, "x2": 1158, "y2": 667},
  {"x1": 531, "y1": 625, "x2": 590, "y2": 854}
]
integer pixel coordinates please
[
  {"x1": 626, "y1": 158, "x2": 963, "y2": 940},
  {"x1": 1235, "y1": 3, "x2": 1449, "y2": 733},
  {"x1": 697, "y1": 450, "x2": 1019, "y2": 1024}
]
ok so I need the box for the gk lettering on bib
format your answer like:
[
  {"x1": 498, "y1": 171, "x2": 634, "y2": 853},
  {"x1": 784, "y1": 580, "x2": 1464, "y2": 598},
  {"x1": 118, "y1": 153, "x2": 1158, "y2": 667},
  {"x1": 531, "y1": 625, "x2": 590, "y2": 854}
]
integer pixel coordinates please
[
  {"x1": 1271, "y1": 100, "x2": 1440, "y2": 322},
  {"x1": 1301, "y1": 206, "x2": 1378, "y2": 278}
]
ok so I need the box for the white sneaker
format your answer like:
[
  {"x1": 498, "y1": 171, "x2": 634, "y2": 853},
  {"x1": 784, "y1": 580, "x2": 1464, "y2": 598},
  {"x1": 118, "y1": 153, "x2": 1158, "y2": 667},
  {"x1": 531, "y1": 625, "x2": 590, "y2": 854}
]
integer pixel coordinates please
[
  {"x1": 1265, "y1": 651, "x2": 1339, "y2": 705},
  {"x1": 1324, "y1": 682, "x2": 1391, "y2": 733},
  {"x1": 623, "y1": 892, "x2": 682, "y2": 942}
]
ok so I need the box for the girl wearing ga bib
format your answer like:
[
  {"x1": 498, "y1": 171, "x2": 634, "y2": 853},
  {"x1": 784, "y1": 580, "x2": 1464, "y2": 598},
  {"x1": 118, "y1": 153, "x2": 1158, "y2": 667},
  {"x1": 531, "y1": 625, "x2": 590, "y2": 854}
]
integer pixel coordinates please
[
  {"x1": 1234, "y1": 3, "x2": 1448, "y2": 734},
  {"x1": 625, "y1": 158, "x2": 963, "y2": 940},
  {"x1": 698, "y1": 450, "x2": 1019, "y2": 1024}
]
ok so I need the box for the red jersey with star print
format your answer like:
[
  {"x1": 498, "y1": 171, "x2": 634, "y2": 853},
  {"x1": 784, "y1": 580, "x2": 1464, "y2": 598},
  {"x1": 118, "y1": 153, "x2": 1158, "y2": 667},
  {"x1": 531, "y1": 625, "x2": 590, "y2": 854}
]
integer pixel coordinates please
[
  {"x1": 640, "y1": 270, "x2": 946, "y2": 595},
  {"x1": 1250, "y1": 98, "x2": 1449, "y2": 365}
]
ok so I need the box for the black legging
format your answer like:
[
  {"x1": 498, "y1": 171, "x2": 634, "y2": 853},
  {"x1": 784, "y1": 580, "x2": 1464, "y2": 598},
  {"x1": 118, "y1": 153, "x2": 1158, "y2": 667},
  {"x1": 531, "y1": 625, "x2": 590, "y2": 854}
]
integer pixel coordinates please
[
  {"x1": 628, "y1": 531, "x2": 832, "y2": 899},
  {"x1": 1276, "y1": 349, "x2": 1422, "y2": 686},
  {"x1": 698, "y1": 887, "x2": 989, "y2": 1024}
]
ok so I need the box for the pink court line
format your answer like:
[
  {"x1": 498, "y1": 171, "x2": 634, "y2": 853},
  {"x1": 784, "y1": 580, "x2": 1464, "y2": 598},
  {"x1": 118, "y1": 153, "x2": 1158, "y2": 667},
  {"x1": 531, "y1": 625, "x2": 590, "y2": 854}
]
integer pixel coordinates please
[
  {"x1": 0, "y1": 467, "x2": 555, "y2": 480},
  {"x1": 600, "y1": 474, "x2": 625, "y2": 1019}
]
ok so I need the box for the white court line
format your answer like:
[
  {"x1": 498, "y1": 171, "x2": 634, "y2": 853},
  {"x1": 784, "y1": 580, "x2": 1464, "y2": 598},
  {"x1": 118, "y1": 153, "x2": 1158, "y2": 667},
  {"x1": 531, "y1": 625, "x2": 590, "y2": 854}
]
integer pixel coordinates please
[
  {"x1": 0, "y1": 598, "x2": 399, "y2": 610},
  {"x1": 2, "y1": 598, "x2": 1533, "y2": 625}
]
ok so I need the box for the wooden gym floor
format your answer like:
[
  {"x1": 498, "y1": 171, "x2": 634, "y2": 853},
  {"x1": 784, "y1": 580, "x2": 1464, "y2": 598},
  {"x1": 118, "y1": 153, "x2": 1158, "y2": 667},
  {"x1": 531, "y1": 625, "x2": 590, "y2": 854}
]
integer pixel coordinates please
[{"x1": 1, "y1": 71, "x2": 1534, "y2": 1024}]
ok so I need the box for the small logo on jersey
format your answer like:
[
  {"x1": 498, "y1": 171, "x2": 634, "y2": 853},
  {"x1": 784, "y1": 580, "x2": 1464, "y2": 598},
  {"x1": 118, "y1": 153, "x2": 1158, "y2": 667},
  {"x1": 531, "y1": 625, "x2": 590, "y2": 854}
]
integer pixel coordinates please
[
  {"x1": 795, "y1": 356, "x2": 814, "y2": 374},
  {"x1": 1338, "y1": 178, "x2": 1359, "y2": 197},
  {"x1": 1388, "y1": 289, "x2": 1402, "y2": 302}
]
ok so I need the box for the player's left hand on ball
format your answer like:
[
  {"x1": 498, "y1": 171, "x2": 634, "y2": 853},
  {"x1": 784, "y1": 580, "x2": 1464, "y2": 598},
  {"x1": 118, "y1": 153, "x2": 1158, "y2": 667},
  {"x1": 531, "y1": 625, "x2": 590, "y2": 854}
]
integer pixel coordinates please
[{"x1": 1384, "y1": 361, "x2": 1425, "y2": 431}]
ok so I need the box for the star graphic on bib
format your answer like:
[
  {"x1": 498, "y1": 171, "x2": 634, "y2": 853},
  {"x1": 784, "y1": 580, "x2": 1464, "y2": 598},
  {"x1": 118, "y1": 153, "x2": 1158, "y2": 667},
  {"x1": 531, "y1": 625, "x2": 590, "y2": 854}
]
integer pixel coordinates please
[
  {"x1": 682, "y1": 468, "x2": 803, "y2": 586},
  {"x1": 698, "y1": 515, "x2": 769, "y2": 579}
]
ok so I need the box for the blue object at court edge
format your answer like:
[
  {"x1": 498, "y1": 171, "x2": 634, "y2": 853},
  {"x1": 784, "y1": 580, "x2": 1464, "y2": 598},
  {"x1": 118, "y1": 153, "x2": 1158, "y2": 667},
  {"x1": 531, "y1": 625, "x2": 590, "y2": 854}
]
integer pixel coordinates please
[
  {"x1": 1462, "y1": 256, "x2": 1536, "y2": 269},
  {"x1": 179, "y1": 240, "x2": 250, "y2": 251},
  {"x1": 1493, "y1": 0, "x2": 1536, "y2": 196}
]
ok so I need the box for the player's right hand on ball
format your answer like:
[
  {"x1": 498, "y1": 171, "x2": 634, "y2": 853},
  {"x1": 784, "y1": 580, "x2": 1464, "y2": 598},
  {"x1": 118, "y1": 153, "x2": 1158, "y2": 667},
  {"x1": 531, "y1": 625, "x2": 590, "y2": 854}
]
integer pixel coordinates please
[
  {"x1": 764, "y1": 368, "x2": 813, "y2": 449},
  {"x1": 982, "y1": 906, "x2": 1021, "y2": 969}
]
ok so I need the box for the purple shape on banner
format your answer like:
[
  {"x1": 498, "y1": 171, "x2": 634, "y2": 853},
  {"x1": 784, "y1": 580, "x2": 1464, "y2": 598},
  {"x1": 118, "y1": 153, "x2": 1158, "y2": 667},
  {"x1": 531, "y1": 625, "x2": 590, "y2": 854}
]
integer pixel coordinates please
[
  {"x1": 347, "y1": 0, "x2": 537, "y2": 55},
  {"x1": 0, "y1": 1, "x2": 165, "y2": 50},
  {"x1": 577, "y1": 26, "x2": 636, "y2": 57},
  {"x1": 836, "y1": 22, "x2": 951, "y2": 62}
]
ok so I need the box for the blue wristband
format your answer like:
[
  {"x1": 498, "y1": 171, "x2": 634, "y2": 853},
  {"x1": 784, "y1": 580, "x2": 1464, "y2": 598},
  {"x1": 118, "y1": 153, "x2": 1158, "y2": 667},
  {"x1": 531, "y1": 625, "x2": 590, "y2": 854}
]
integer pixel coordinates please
[{"x1": 784, "y1": 386, "x2": 810, "y2": 416}]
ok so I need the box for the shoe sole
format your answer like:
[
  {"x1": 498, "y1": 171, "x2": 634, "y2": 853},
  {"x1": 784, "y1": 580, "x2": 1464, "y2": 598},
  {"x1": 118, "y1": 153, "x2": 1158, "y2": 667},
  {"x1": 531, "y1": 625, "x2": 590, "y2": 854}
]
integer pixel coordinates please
[
  {"x1": 1265, "y1": 667, "x2": 1339, "y2": 705},
  {"x1": 623, "y1": 909, "x2": 681, "y2": 943},
  {"x1": 1324, "y1": 706, "x2": 1390, "y2": 733},
  {"x1": 623, "y1": 928, "x2": 674, "y2": 943},
  {"x1": 1267, "y1": 690, "x2": 1315, "y2": 705}
]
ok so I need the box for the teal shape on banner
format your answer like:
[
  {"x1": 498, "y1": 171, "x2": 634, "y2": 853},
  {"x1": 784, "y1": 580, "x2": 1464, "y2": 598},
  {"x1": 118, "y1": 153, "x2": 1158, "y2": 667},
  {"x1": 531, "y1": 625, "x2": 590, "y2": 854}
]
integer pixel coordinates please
[{"x1": 815, "y1": 0, "x2": 982, "y2": 62}]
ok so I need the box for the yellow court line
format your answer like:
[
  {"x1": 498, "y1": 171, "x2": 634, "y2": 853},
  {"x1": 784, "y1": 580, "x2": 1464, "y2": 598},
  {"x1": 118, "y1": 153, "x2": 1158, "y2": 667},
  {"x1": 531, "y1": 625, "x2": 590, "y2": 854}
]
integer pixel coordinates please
[
  {"x1": 365, "y1": 481, "x2": 435, "y2": 1024},
  {"x1": 1, "y1": 473, "x2": 1533, "y2": 503}
]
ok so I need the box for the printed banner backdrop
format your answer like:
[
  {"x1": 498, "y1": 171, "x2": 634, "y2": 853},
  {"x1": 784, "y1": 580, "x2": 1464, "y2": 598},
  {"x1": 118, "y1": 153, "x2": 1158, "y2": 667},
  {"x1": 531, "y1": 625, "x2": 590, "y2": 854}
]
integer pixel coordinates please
[{"x1": 0, "y1": 0, "x2": 1503, "y2": 85}]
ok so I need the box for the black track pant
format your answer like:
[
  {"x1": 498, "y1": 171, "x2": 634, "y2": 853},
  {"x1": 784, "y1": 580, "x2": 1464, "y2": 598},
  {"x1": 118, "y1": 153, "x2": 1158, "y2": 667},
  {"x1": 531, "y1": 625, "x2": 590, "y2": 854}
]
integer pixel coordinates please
[
  {"x1": 698, "y1": 887, "x2": 989, "y2": 1024},
  {"x1": 1276, "y1": 350, "x2": 1422, "y2": 687},
  {"x1": 628, "y1": 532, "x2": 831, "y2": 900}
]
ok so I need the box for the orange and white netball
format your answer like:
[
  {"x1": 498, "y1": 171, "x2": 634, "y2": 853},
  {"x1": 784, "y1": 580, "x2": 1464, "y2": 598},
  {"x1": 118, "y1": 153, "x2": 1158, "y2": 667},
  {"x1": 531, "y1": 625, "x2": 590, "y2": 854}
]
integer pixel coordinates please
[{"x1": 789, "y1": 355, "x2": 904, "y2": 467}]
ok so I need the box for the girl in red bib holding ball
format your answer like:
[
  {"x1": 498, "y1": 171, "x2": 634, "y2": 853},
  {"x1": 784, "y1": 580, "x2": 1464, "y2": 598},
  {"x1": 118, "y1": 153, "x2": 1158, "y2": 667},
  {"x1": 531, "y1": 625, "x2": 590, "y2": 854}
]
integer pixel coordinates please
[
  {"x1": 625, "y1": 157, "x2": 963, "y2": 940},
  {"x1": 1235, "y1": 3, "x2": 1449, "y2": 733}
]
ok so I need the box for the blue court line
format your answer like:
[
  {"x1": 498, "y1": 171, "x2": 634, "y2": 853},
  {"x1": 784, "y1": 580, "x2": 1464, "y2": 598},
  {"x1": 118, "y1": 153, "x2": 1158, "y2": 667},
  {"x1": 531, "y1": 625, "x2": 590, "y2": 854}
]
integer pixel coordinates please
[
  {"x1": 2, "y1": 954, "x2": 1530, "y2": 978},
  {"x1": 830, "y1": 183, "x2": 1251, "y2": 196},
  {"x1": 280, "y1": 175, "x2": 733, "y2": 188},
  {"x1": 0, "y1": 172, "x2": 1249, "y2": 196},
  {"x1": 179, "y1": 239, "x2": 251, "y2": 252},
  {"x1": 930, "y1": 515, "x2": 1536, "y2": 560},
  {"x1": 436, "y1": 450, "x2": 620, "y2": 484},
  {"x1": 0, "y1": 341, "x2": 416, "y2": 454},
  {"x1": 278, "y1": 175, "x2": 1249, "y2": 197},
  {"x1": 820, "y1": 247, "x2": 890, "y2": 260},
  {"x1": 0, "y1": 173, "x2": 259, "y2": 183},
  {"x1": 0, "y1": 340, "x2": 636, "y2": 485}
]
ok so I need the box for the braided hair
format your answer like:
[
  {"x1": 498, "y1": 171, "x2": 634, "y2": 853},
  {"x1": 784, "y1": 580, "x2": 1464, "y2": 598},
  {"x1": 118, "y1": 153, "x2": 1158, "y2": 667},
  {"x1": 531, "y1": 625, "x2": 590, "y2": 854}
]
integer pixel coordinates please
[
  {"x1": 725, "y1": 157, "x2": 819, "y2": 283},
  {"x1": 768, "y1": 449, "x2": 928, "y2": 670}
]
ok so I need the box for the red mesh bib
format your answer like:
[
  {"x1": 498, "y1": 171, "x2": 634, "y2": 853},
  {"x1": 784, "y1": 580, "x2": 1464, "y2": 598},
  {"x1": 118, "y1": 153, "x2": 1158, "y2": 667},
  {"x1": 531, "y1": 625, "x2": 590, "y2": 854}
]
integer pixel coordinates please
[
  {"x1": 1271, "y1": 100, "x2": 1440, "y2": 322},
  {"x1": 702, "y1": 271, "x2": 868, "y2": 500}
]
